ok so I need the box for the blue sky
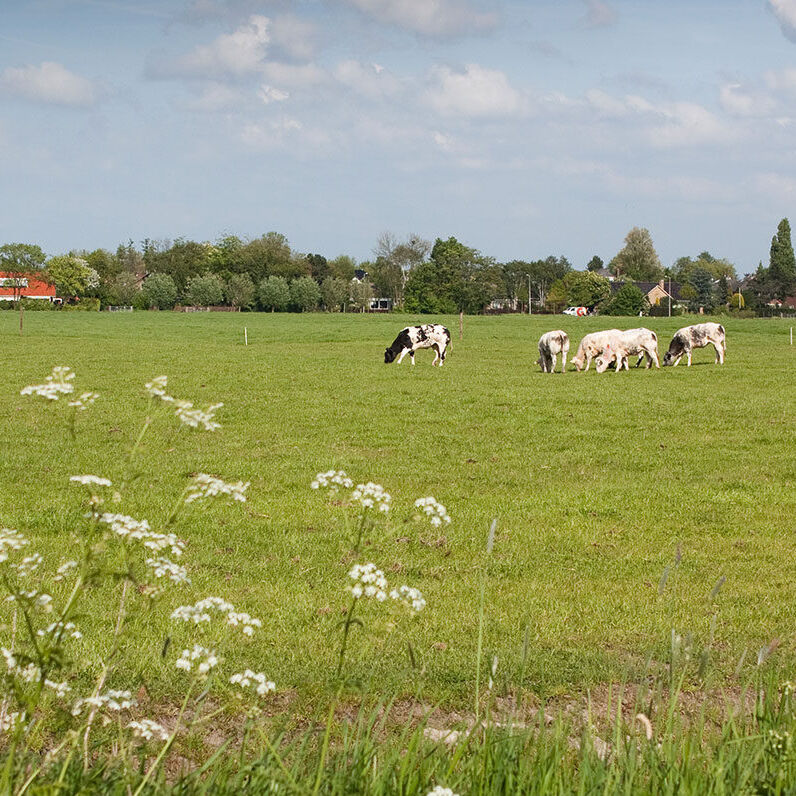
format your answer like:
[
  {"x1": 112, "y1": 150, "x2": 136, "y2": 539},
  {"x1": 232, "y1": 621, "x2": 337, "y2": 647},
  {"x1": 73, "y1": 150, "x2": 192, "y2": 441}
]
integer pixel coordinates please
[{"x1": 2, "y1": 0, "x2": 796, "y2": 274}]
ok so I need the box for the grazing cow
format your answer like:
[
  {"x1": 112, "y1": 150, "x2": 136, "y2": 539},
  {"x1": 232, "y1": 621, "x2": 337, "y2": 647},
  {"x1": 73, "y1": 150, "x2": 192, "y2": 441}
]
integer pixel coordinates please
[
  {"x1": 662, "y1": 322, "x2": 726, "y2": 367},
  {"x1": 384, "y1": 324, "x2": 451, "y2": 366},
  {"x1": 594, "y1": 328, "x2": 660, "y2": 373},
  {"x1": 537, "y1": 330, "x2": 570, "y2": 373},
  {"x1": 570, "y1": 329, "x2": 622, "y2": 371}
]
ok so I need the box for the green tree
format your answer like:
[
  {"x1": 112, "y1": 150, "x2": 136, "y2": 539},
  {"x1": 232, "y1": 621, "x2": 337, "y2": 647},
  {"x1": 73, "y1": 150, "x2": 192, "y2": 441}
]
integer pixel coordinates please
[
  {"x1": 290, "y1": 276, "x2": 320, "y2": 312},
  {"x1": 46, "y1": 255, "x2": 93, "y2": 297},
  {"x1": 349, "y1": 278, "x2": 374, "y2": 312},
  {"x1": 226, "y1": 273, "x2": 255, "y2": 310},
  {"x1": 586, "y1": 255, "x2": 604, "y2": 272},
  {"x1": 241, "y1": 232, "x2": 304, "y2": 282},
  {"x1": 546, "y1": 271, "x2": 611, "y2": 311},
  {"x1": 688, "y1": 266, "x2": 715, "y2": 311},
  {"x1": 770, "y1": 218, "x2": 796, "y2": 298},
  {"x1": 106, "y1": 272, "x2": 140, "y2": 306},
  {"x1": 404, "y1": 261, "x2": 454, "y2": 313},
  {"x1": 145, "y1": 239, "x2": 213, "y2": 293},
  {"x1": 328, "y1": 255, "x2": 357, "y2": 281},
  {"x1": 306, "y1": 254, "x2": 331, "y2": 283},
  {"x1": 611, "y1": 227, "x2": 663, "y2": 281},
  {"x1": 604, "y1": 283, "x2": 646, "y2": 315},
  {"x1": 320, "y1": 276, "x2": 349, "y2": 311},
  {"x1": 140, "y1": 272, "x2": 178, "y2": 310},
  {"x1": 258, "y1": 276, "x2": 290, "y2": 311},
  {"x1": 185, "y1": 273, "x2": 225, "y2": 306},
  {"x1": 0, "y1": 243, "x2": 47, "y2": 306}
]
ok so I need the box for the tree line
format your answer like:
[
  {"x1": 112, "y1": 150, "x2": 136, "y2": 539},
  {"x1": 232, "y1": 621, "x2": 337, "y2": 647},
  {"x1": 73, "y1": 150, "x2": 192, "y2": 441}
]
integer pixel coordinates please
[{"x1": 1, "y1": 221, "x2": 794, "y2": 315}]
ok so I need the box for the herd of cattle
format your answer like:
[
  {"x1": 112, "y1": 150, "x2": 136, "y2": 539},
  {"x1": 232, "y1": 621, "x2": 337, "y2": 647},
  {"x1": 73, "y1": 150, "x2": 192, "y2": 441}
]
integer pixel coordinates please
[{"x1": 384, "y1": 322, "x2": 727, "y2": 373}]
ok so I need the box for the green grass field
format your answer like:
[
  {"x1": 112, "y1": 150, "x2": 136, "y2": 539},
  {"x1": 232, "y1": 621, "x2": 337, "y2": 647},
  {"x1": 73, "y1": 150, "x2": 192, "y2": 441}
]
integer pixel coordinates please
[{"x1": 1, "y1": 311, "x2": 794, "y2": 711}]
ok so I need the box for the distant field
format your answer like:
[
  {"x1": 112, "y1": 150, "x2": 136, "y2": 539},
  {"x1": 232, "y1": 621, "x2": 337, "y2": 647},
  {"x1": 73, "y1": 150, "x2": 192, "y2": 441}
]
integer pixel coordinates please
[{"x1": 1, "y1": 311, "x2": 794, "y2": 708}]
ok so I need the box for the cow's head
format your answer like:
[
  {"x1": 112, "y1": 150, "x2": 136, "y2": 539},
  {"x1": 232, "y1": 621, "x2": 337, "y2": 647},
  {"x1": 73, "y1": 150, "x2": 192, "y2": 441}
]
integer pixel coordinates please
[
  {"x1": 594, "y1": 355, "x2": 611, "y2": 374},
  {"x1": 662, "y1": 339, "x2": 683, "y2": 366},
  {"x1": 384, "y1": 347, "x2": 397, "y2": 363}
]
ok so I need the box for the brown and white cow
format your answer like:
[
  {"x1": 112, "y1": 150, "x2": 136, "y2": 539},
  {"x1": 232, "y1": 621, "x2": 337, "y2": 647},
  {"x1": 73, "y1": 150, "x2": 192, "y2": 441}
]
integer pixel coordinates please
[
  {"x1": 537, "y1": 330, "x2": 570, "y2": 373},
  {"x1": 570, "y1": 329, "x2": 621, "y2": 371},
  {"x1": 662, "y1": 323, "x2": 726, "y2": 366},
  {"x1": 595, "y1": 328, "x2": 660, "y2": 373}
]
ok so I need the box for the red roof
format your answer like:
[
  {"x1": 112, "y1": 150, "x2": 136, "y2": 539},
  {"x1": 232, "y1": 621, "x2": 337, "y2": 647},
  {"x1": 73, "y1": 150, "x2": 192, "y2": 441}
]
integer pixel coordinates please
[{"x1": 0, "y1": 273, "x2": 55, "y2": 300}]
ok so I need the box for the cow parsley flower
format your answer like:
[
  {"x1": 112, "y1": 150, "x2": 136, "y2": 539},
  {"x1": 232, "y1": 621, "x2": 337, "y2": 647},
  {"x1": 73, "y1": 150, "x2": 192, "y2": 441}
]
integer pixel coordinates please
[
  {"x1": 44, "y1": 679, "x2": 71, "y2": 699},
  {"x1": 351, "y1": 482, "x2": 391, "y2": 513},
  {"x1": 0, "y1": 529, "x2": 29, "y2": 563},
  {"x1": 175, "y1": 645, "x2": 218, "y2": 677},
  {"x1": 171, "y1": 597, "x2": 261, "y2": 635},
  {"x1": 390, "y1": 585, "x2": 427, "y2": 613},
  {"x1": 128, "y1": 719, "x2": 169, "y2": 742},
  {"x1": 348, "y1": 563, "x2": 389, "y2": 601},
  {"x1": 146, "y1": 557, "x2": 190, "y2": 585},
  {"x1": 0, "y1": 712, "x2": 26, "y2": 734},
  {"x1": 38, "y1": 620, "x2": 82, "y2": 641},
  {"x1": 70, "y1": 475, "x2": 112, "y2": 488},
  {"x1": 229, "y1": 670, "x2": 276, "y2": 697},
  {"x1": 72, "y1": 690, "x2": 136, "y2": 716},
  {"x1": 310, "y1": 470, "x2": 353, "y2": 493},
  {"x1": 13, "y1": 553, "x2": 43, "y2": 578},
  {"x1": 53, "y1": 560, "x2": 78, "y2": 581},
  {"x1": 20, "y1": 366, "x2": 75, "y2": 400},
  {"x1": 68, "y1": 391, "x2": 98, "y2": 411},
  {"x1": 99, "y1": 514, "x2": 184, "y2": 557},
  {"x1": 427, "y1": 787, "x2": 459, "y2": 796},
  {"x1": 185, "y1": 473, "x2": 249, "y2": 504},
  {"x1": 144, "y1": 376, "x2": 170, "y2": 400},
  {"x1": 414, "y1": 497, "x2": 451, "y2": 527},
  {"x1": 173, "y1": 400, "x2": 223, "y2": 432}
]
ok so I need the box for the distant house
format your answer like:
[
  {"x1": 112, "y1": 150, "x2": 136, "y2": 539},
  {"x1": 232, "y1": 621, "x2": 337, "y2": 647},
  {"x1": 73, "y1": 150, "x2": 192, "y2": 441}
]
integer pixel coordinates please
[
  {"x1": 352, "y1": 268, "x2": 369, "y2": 283},
  {"x1": 0, "y1": 273, "x2": 56, "y2": 302},
  {"x1": 611, "y1": 279, "x2": 684, "y2": 308}
]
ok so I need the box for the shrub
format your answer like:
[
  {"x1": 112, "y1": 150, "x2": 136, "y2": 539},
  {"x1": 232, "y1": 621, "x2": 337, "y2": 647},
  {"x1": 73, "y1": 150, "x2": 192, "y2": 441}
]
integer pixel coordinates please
[
  {"x1": 226, "y1": 273, "x2": 255, "y2": 310},
  {"x1": 603, "y1": 283, "x2": 647, "y2": 315},
  {"x1": 62, "y1": 298, "x2": 100, "y2": 312},
  {"x1": 19, "y1": 298, "x2": 56, "y2": 311},
  {"x1": 258, "y1": 276, "x2": 290, "y2": 311},
  {"x1": 290, "y1": 276, "x2": 321, "y2": 312},
  {"x1": 140, "y1": 272, "x2": 178, "y2": 310},
  {"x1": 320, "y1": 276, "x2": 348, "y2": 312},
  {"x1": 185, "y1": 273, "x2": 225, "y2": 307}
]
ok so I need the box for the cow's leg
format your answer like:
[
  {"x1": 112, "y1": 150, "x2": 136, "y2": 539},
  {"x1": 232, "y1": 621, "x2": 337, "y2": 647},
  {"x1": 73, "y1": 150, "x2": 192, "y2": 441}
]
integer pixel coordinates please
[
  {"x1": 431, "y1": 345, "x2": 440, "y2": 366},
  {"x1": 439, "y1": 343, "x2": 446, "y2": 365},
  {"x1": 396, "y1": 348, "x2": 409, "y2": 364},
  {"x1": 686, "y1": 348, "x2": 692, "y2": 366},
  {"x1": 714, "y1": 341, "x2": 725, "y2": 364},
  {"x1": 651, "y1": 350, "x2": 660, "y2": 369},
  {"x1": 560, "y1": 350, "x2": 567, "y2": 373},
  {"x1": 410, "y1": 350, "x2": 416, "y2": 366},
  {"x1": 673, "y1": 353, "x2": 683, "y2": 367},
  {"x1": 584, "y1": 354, "x2": 591, "y2": 372},
  {"x1": 635, "y1": 354, "x2": 645, "y2": 368}
]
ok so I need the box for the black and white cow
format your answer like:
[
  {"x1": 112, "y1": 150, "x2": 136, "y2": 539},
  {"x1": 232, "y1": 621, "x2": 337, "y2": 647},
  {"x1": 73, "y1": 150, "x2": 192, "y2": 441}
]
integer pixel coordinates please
[
  {"x1": 594, "y1": 328, "x2": 660, "y2": 373},
  {"x1": 384, "y1": 324, "x2": 451, "y2": 366},
  {"x1": 537, "y1": 330, "x2": 570, "y2": 373},
  {"x1": 662, "y1": 322, "x2": 726, "y2": 367}
]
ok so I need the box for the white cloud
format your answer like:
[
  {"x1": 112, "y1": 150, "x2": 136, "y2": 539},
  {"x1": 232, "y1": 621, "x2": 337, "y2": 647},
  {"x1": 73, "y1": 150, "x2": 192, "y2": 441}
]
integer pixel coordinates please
[
  {"x1": 340, "y1": 0, "x2": 497, "y2": 37},
  {"x1": 647, "y1": 102, "x2": 733, "y2": 148},
  {"x1": 720, "y1": 82, "x2": 777, "y2": 117},
  {"x1": 183, "y1": 81, "x2": 245, "y2": 111},
  {"x1": 0, "y1": 61, "x2": 98, "y2": 107},
  {"x1": 258, "y1": 84, "x2": 289, "y2": 104},
  {"x1": 768, "y1": 0, "x2": 796, "y2": 41},
  {"x1": 270, "y1": 15, "x2": 317, "y2": 61},
  {"x1": 241, "y1": 116, "x2": 333, "y2": 152},
  {"x1": 334, "y1": 60, "x2": 401, "y2": 99},
  {"x1": 581, "y1": 0, "x2": 617, "y2": 28},
  {"x1": 425, "y1": 63, "x2": 522, "y2": 117},
  {"x1": 157, "y1": 14, "x2": 270, "y2": 79},
  {"x1": 754, "y1": 171, "x2": 796, "y2": 201},
  {"x1": 261, "y1": 61, "x2": 327, "y2": 90}
]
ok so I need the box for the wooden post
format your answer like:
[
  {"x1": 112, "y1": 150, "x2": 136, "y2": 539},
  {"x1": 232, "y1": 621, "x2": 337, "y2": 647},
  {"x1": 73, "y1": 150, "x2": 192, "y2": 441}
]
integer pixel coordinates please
[{"x1": 244, "y1": 327, "x2": 248, "y2": 346}]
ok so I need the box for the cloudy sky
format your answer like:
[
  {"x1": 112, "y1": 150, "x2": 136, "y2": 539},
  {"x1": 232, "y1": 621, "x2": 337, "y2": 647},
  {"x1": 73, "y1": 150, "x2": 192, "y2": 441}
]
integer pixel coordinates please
[{"x1": 2, "y1": 0, "x2": 796, "y2": 273}]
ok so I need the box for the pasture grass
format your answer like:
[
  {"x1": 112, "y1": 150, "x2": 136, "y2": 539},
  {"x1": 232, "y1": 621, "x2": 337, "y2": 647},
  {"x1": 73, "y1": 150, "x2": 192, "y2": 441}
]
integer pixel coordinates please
[{"x1": 0, "y1": 310, "x2": 794, "y2": 718}]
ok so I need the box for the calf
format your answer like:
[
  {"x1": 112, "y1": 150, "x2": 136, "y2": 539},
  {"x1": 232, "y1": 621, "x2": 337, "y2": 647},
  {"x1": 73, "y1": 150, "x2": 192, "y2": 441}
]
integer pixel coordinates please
[
  {"x1": 570, "y1": 329, "x2": 622, "y2": 371},
  {"x1": 384, "y1": 324, "x2": 451, "y2": 366},
  {"x1": 662, "y1": 323, "x2": 726, "y2": 367},
  {"x1": 595, "y1": 328, "x2": 660, "y2": 373},
  {"x1": 537, "y1": 330, "x2": 570, "y2": 373}
]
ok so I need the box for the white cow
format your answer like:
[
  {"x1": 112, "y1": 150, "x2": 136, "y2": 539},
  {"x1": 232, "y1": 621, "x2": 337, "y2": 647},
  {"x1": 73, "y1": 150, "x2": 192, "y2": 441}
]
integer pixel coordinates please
[
  {"x1": 570, "y1": 329, "x2": 622, "y2": 371},
  {"x1": 595, "y1": 328, "x2": 660, "y2": 373},
  {"x1": 662, "y1": 322, "x2": 726, "y2": 366},
  {"x1": 537, "y1": 330, "x2": 570, "y2": 373}
]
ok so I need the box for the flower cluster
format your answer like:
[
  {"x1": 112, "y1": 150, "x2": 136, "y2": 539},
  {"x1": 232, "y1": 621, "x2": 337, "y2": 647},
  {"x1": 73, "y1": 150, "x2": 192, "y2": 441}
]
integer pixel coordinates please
[
  {"x1": 0, "y1": 711, "x2": 26, "y2": 734},
  {"x1": 13, "y1": 553, "x2": 43, "y2": 578},
  {"x1": 146, "y1": 557, "x2": 190, "y2": 585},
  {"x1": 53, "y1": 560, "x2": 78, "y2": 581},
  {"x1": 175, "y1": 644, "x2": 218, "y2": 677},
  {"x1": 144, "y1": 376, "x2": 223, "y2": 431},
  {"x1": 229, "y1": 670, "x2": 276, "y2": 697},
  {"x1": 171, "y1": 597, "x2": 262, "y2": 636},
  {"x1": 0, "y1": 529, "x2": 29, "y2": 563},
  {"x1": 7, "y1": 590, "x2": 53, "y2": 612},
  {"x1": 351, "y1": 482, "x2": 391, "y2": 513},
  {"x1": 389, "y1": 585, "x2": 427, "y2": 613},
  {"x1": 70, "y1": 475, "x2": 112, "y2": 488},
  {"x1": 99, "y1": 514, "x2": 184, "y2": 557},
  {"x1": 185, "y1": 473, "x2": 249, "y2": 504},
  {"x1": 68, "y1": 392, "x2": 99, "y2": 411},
  {"x1": 128, "y1": 719, "x2": 169, "y2": 742},
  {"x1": 20, "y1": 366, "x2": 75, "y2": 401},
  {"x1": 348, "y1": 563, "x2": 389, "y2": 601},
  {"x1": 311, "y1": 470, "x2": 354, "y2": 493},
  {"x1": 72, "y1": 690, "x2": 136, "y2": 716},
  {"x1": 38, "y1": 620, "x2": 83, "y2": 641},
  {"x1": 427, "y1": 787, "x2": 459, "y2": 796},
  {"x1": 414, "y1": 497, "x2": 451, "y2": 527}
]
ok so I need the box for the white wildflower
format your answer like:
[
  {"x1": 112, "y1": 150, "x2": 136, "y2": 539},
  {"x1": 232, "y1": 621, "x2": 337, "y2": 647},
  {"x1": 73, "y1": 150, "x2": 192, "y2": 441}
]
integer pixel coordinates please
[
  {"x1": 144, "y1": 376, "x2": 169, "y2": 399},
  {"x1": 146, "y1": 557, "x2": 189, "y2": 585},
  {"x1": 44, "y1": 679, "x2": 71, "y2": 698},
  {"x1": 352, "y1": 482, "x2": 391, "y2": 513},
  {"x1": 175, "y1": 645, "x2": 218, "y2": 677},
  {"x1": 0, "y1": 711, "x2": 26, "y2": 734},
  {"x1": 171, "y1": 597, "x2": 260, "y2": 635},
  {"x1": 427, "y1": 787, "x2": 459, "y2": 796},
  {"x1": 72, "y1": 689, "x2": 136, "y2": 716},
  {"x1": 18, "y1": 663, "x2": 42, "y2": 682},
  {"x1": 34, "y1": 594, "x2": 53, "y2": 613},
  {"x1": 173, "y1": 400, "x2": 223, "y2": 432},
  {"x1": 99, "y1": 514, "x2": 184, "y2": 557},
  {"x1": 20, "y1": 366, "x2": 75, "y2": 400},
  {"x1": 348, "y1": 563, "x2": 389, "y2": 602},
  {"x1": 229, "y1": 670, "x2": 276, "y2": 697},
  {"x1": 70, "y1": 475, "x2": 112, "y2": 488},
  {"x1": 226, "y1": 611, "x2": 262, "y2": 636},
  {"x1": 1, "y1": 648, "x2": 17, "y2": 671},
  {"x1": 13, "y1": 554, "x2": 43, "y2": 578},
  {"x1": 68, "y1": 391, "x2": 98, "y2": 411},
  {"x1": 185, "y1": 473, "x2": 249, "y2": 504},
  {"x1": 310, "y1": 470, "x2": 353, "y2": 493},
  {"x1": 0, "y1": 529, "x2": 29, "y2": 563},
  {"x1": 414, "y1": 496, "x2": 451, "y2": 527},
  {"x1": 54, "y1": 561, "x2": 78, "y2": 582},
  {"x1": 38, "y1": 620, "x2": 82, "y2": 641},
  {"x1": 128, "y1": 719, "x2": 169, "y2": 742},
  {"x1": 389, "y1": 584, "x2": 426, "y2": 613}
]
